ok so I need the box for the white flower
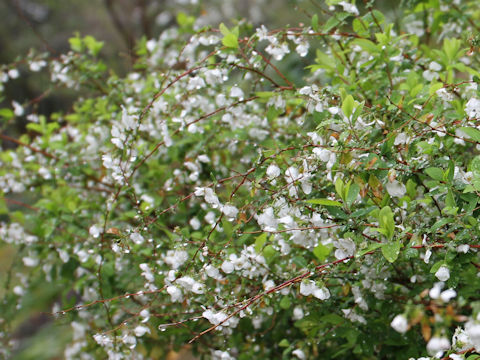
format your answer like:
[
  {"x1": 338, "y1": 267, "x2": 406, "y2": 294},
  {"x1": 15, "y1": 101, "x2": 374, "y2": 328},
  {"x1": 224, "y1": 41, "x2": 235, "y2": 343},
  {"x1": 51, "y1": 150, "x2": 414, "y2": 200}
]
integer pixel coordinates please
[
  {"x1": 424, "y1": 249, "x2": 432, "y2": 264},
  {"x1": 334, "y1": 238, "x2": 356, "y2": 259},
  {"x1": 222, "y1": 204, "x2": 239, "y2": 220},
  {"x1": 89, "y1": 225, "x2": 102, "y2": 238},
  {"x1": 266, "y1": 164, "x2": 281, "y2": 178},
  {"x1": 426, "y1": 336, "x2": 450, "y2": 357},
  {"x1": 292, "y1": 349, "x2": 306, "y2": 360},
  {"x1": 204, "y1": 188, "x2": 221, "y2": 208},
  {"x1": 93, "y1": 333, "x2": 112, "y2": 347},
  {"x1": 8, "y1": 68, "x2": 19, "y2": 79},
  {"x1": 13, "y1": 286, "x2": 24, "y2": 296},
  {"x1": 130, "y1": 232, "x2": 144, "y2": 245},
  {"x1": 452, "y1": 327, "x2": 470, "y2": 351},
  {"x1": 134, "y1": 325, "x2": 150, "y2": 337},
  {"x1": 202, "y1": 309, "x2": 228, "y2": 325},
  {"x1": 23, "y1": 256, "x2": 39, "y2": 267},
  {"x1": 189, "y1": 217, "x2": 201, "y2": 230},
  {"x1": 293, "y1": 306, "x2": 304, "y2": 320},
  {"x1": 299, "y1": 280, "x2": 316, "y2": 296},
  {"x1": 166, "y1": 285, "x2": 183, "y2": 302},
  {"x1": 163, "y1": 250, "x2": 188, "y2": 269},
  {"x1": 436, "y1": 88, "x2": 454, "y2": 102},
  {"x1": 12, "y1": 101, "x2": 24, "y2": 117},
  {"x1": 394, "y1": 133, "x2": 410, "y2": 145},
  {"x1": 29, "y1": 60, "x2": 47, "y2": 72},
  {"x1": 465, "y1": 321, "x2": 480, "y2": 351},
  {"x1": 440, "y1": 289, "x2": 456, "y2": 302},
  {"x1": 198, "y1": 154, "x2": 210, "y2": 163},
  {"x1": 265, "y1": 41, "x2": 290, "y2": 61},
  {"x1": 339, "y1": 1, "x2": 359, "y2": 15},
  {"x1": 230, "y1": 86, "x2": 244, "y2": 98},
  {"x1": 465, "y1": 98, "x2": 480, "y2": 118},
  {"x1": 256, "y1": 25, "x2": 269, "y2": 41},
  {"x1": 312, "y1": 286, "x2": 330, "y2": 300},
  {"x1": 205, "y1": 264, "x2": 221, "y2": 279},
  {"x1": 435, "y1": 266, "x2": 450, "y2": 281},
  {"x1": 296, "y1": 42, "x2": 309, "y2": 57},
  {"x1": 429, "y1": 282, "x2": 444, "y2": 299},
  {"x1": 391, "y1": 314, "x2": 408, "y2": 334},
  {"x1": 386, "y1": 180, "x2": 406, "y2": 198},
  {"x1": 221, "y1": 260, "x2": 234, "y2": 273}
]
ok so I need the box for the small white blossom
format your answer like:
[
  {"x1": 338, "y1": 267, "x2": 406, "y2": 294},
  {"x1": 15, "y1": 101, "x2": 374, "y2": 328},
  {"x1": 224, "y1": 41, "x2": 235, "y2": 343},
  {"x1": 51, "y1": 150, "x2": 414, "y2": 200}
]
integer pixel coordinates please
[
  {"x1": 426, "y1": 336, "x2": 450, "y2": 357},
  {"x1": 465, "y1": 98, "x2": 480, "y2": 118},
  {"x1": 293, "y1": 306, "x2": 304, "y2": 320},
  {"x1": 202, "y1": 309, "x2": 228, "y2": 325},
  {"x1": 266, "y1": 164, "x2": 281, "y2": 178},
  {"x1": 29, "y1": 60, "x2": 47, "y2": 72},
  {"x1": 312, "y1": 286, "x2": 330, "y2": 300},
  {"x1": 440, "y1": 289, "x2": 456, "y2": 302},
  {"x1": 221, "y1": 260, "x2": 234, "y2": 274},
  {"x1": 391, "y1": 314, "x2": 408, "y2": 334},
  {"x1": 134, "y1": 325, "x2": 150, "y2": 337},
  {"x1": 12, "y1": 101, "x2": 24, "y2": 117},
  {"x1": 333, "y1": 238, "x2": 356, "y2": 259},
  {"x1": 338, "y1": 1, "x2": 359, "y2": 15},
  {"x1": 230, "y1": 86, "x2": 244, "y2": 98},
  {"x1": 386, "y1": 180, "x2": 406, "y2": 198},
  {"x1": 465, "y1": 321, "x2": 480, "y2": 351},
  {"x1": 292, "y1": 349, "x2": 306, "y2": 360},
  {"x1": 130, "y1": 232, "x2": 144, "y2": 245},
  {"x1": 163, "y1": 250, "x2": 188, "y2": 269},
  {"x1": 166, "y1": 285, "x2": 183, "y2": 302},
  {"x1": 89, "y1": 225, "x2": 102, "y2": 238},
  {"x1": 435, "y1": 266, "x2": 450, "y2": 281},
  {"x1": 189, "y1": 217, "x2": 201, "y2": 230},
  {"x1": 222, "y1": 204, "x2": 239, "y2": 220}
]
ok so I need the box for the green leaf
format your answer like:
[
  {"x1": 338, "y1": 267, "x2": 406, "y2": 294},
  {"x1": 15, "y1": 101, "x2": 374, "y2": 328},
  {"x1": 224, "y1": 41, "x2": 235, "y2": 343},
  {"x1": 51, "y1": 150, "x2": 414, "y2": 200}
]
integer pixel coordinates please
[
  {"x1": 424, "y1": 167, "x2": 444, "y2": 181},
  {"x1": 177, "y1": 12, "x2": 195, "y2": 28},
  {"x1": 311, "y1": 14, "x2": 319, "y2": 32},
  {"x1": 378, "y1": 206, "x2": 395, "y2": 240},
  {"x1": 219, "y1": 23, "x2": 230, "y2": 36},
  {"x1": 68, "y1": 33, "x2": 83, "y2": 52},
  {"x1": 313, "y1": 243, "x2": 333, "y2": 261},
  {"x1": 350, "y1": 206, "x2": 376, "y2": 218},
  {"x1": 0, "y1": 108, "x2": 14, "y2": 119},
  {"x1": 263, "y1": 245, "x2": 276, "y2": 262},
  {"x1": 445, "y1": 190, "x2": 456, "y2": 208},
  {"x1": 430, "y1": 218, "x2": 453, "y2": 233},
  {"x1": 279, "y1": 296, "x2": 291, "y2": 309},
  {"x1": 406, "y1": 179, "x2": 417, "y2": 198},
  {"x1": 356, "y1": 242, "x2": 382, "y2": 257},
  {"x1": 342, "y1": 95, "x2": 355, "y2": 119},
  {"x1": 306, "y1": 199, "x2": 342, "y2": 206},
  {"x1": 429, "y1": 82, "x2": 443, "y2": 96},
  {"x1": 466, "y1": 355, "x2": 480, "y2": 360},
  {"x1": 352, "y1": 39, "x2": 379, "y2": 54},
  {"x1": 254, "y1": 233, "x2": 268, "y2": 253},
  {"x1": 222, "y1": 33, "x2": 239, "y2": 49},
  {"x1": 279, "y1": 339, "x2": 290, "y2": 347},
  {"x1": 381, "y1": 240, "x2": 400, "y2": 263},
  {"x1": 346, "y1": 183, "x2": 360, "y2": 207},
  {"x1": 460, "y1": 127, "x2": 480, "y2": 141},
  {"x1": 83, "y1": 35, "x2": 104, "y2": 56},
  {"x1": 335, "y1": 178, "x2": 345, "y2": 200}
]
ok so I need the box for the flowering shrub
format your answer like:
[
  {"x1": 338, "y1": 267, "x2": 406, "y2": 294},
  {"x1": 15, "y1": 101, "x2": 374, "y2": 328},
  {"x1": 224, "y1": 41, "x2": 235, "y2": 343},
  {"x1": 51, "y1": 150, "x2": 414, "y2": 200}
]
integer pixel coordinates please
[{"x1": 1, "y1": 0, "x2": 480, "y2": 359}]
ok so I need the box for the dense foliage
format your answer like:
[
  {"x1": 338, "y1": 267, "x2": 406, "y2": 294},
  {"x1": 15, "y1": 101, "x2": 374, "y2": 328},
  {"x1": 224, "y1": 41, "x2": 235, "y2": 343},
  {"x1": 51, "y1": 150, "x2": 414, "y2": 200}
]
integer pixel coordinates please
[{"x1": 1, "y1": 0, "x2": 480, "y2": 359}]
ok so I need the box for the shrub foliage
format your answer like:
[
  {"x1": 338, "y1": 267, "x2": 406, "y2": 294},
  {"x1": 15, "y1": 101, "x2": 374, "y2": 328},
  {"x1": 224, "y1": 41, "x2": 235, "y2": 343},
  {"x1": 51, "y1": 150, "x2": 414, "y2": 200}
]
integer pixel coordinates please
[{"x1": 1, "y1": 1, "x2": 480, "y2": 359}]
